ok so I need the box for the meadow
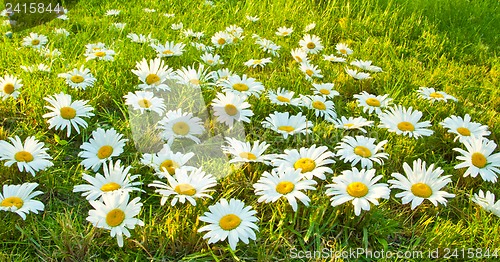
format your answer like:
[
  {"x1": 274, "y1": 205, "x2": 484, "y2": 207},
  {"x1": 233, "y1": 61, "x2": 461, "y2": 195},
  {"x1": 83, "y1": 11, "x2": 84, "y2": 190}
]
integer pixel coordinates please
[{"x1": 1, "y1": 0, "x2": 500, "y2": 261}]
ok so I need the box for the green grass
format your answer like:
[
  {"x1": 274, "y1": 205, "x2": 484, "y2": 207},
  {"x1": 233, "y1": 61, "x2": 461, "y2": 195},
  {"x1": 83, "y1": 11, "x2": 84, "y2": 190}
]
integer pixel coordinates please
[{"x1": 1, "y1": 0, "x2": 500, "y2": 261}]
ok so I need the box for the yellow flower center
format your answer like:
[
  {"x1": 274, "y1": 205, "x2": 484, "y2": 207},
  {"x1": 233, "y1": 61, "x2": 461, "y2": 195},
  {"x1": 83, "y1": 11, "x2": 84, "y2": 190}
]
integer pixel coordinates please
[
  {"x1": 100, "y1": 182, "x2": 121, "y2": 192},
  {"x1": 207, "y1": 59, "x2": 214, "y2": 64},
  {"x1": 174, "y1": 183, "x2": 196, "y2": 196},
  {"x1": 306, "y1": 42, "x2": 316, "y2": 49},
  {"x1": 365, "y1": 98, "x2": 380, "y2": 107},
  {"x1": 305, "y1": 69, "x2": 314, "y2": 76},
  {"x1": 340, "y1": 49, "x2": 347, "y2": 55},
  {"x1": 1, "y1": 196, "x2": 24, "y2": 209},
  {"x1": 294, "y1": 56, "x2": 303, "y2": 63},
  {"x1": 344, "y1": 123, "x2": 354, "y2": 128},
  {"x1": 106, "y1": 208, "x2": 125, "y2": 227},
  {"x1": 319, "y1": 89, "x2": 330, "y2": 95},
  {"x1": 276, "y1": 96, "x2": 290, "y2": 102},
  {"x1": 239, "y1": 152, "x2": 257, "y2": 160},
  {"x1": 252, "y1": 60, "x2": 262, "y2": 65},
  {"x1": 456, "y1": 127, "x2": 471, "y2": 136},
  {"x1": 60, "y1": 107, "x2": 77, "y2": 120},
  {"x1": 137, "y1": 99, "x2": 151, "y2": 108},
  {"x1": 275, "y1": 181, "x2": 295, "y2": 195},
  {"x1": 294, "y1": 158, "x2": 316, "y2": 173},
  {"x1": 346, "y1": 182, "x2": 369, "y2": 197},
  {"x1": 429, "y1": 92, "x2": 444, "y2": 99},
  {"x1": 3, "y1": 83, "x2": 15, "y2": 94},
  {"x1": 189, "y1": 79, "x2": 201, "y2": 85},
  {"x1": 232, "y1": 83, "x2": 249, "y2": 92},
  {"x1": 97, "y1": 145, "x2": 114, "y2": 159},
  {"x1": 31, "y1": 39, "x2": 41, "y2": 46},
  {"x1": 14, "y1": 151, "x2": 34, "y2": 162},
  {"x1": 312, "y1": 101, "x2": 326, "y2": 110},
  {"x1": 278, "y1": 125, "x2": 295, "y2": 133},
  {"x1": 172, "y1": 121, "x2": 190, "y2": 135},
  {"x1": 219, "y1": 214, "x2": 241, "y2": 231},
  {"x1": 70, "y1": 75, "x2": 84, "y2": 83},
  {"x1": 471, "y1": 152, "x2": 487, "y2": 168},
  {"x1": 145, "y1": 74, "x2": 160, "y2": 85},
  {"x1": 162, "y1": 50, "x2": 174, "y2": 55},
  {"x1": 94, "y1": 51, "x2": 106, "y2": 57},
  {"x1": 411, "y1": 183, "x2": 432, "y2": 198},
  {"x1": 397, "y1": 121, "x2": 415, "y2": 132},
  {"x1": 282, "y1": 31, "x2": 289, "y2": 35},
  {"x1": 224, "y1": 104, "x2": 238, "y2": 116},
  {"x1": 217, "y1": 38, "x2": 226, "y2": 45},
  {"x1": 354, "y1": 146, "x2": 372, "y2": 158},
  {"x1": 160, "y1": 159, "x2": 179, "y2": 175}
]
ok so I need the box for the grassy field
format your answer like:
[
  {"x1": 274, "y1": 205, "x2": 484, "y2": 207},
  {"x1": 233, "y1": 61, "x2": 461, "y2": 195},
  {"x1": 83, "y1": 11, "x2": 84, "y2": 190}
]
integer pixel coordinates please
[{"x1": 1, "y1": 0, "x2": 500, "y2": 261}]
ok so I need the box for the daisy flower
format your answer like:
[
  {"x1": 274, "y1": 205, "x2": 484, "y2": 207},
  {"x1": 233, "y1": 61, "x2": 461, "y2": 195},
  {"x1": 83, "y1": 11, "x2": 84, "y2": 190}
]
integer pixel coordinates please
[
  {"x1": 255, "y1": 38, "x2": 281, "y2": 57},
  {"x1": 378, "y1": 105, "x2": 434, "y2": 138},
  {"x1": 123, "y1": 91, "x2": 165, "y2": 115},
  {"x1": 171, "y1": 22, "x2": 183, "y2": 30},
  {"x1": 417, "y1": 87, "x2": 457, "y2": 102},
  {"x1": 0, "y1": 183, "x2": 44, "y2": 220},
  {"x1": 326, "y1": 167, "x2": 390, "y2": 216},
  {"x1": 472, "y1": 190, "x2": 500, "y2": 217},
  {"x1": 243, "y1": 58, "x2": 272, "y2": 68},
  {"x1": 291, "y1": 48, "x2": 308, "y2": 63},
  {"x1": 254, "y1": 166, "x2": 316, "y2": 211},
  {"x1": 440, "y1": 114, "x2": 490, "y2": 143},
  {"x1": 201, "y1": 53, "x2": 224, "y2": 66},
  {"x1": 87, "y1": 193, "x2": 144, "y2": 247},
  {"x1": 211, "y1": 31, "x2": 233, "y2": 48},
  {"x1": 300, "y1": 95, "x2": 337, "y2": 121},
  {"x1": 262, "y1": 111, "x2": 313, "y2": 139},
  {"x1": 0, "y1": 74, "x2": 22, "y2": 100},
  {"x1": 350, "y1": 60, "x2": 383, "y2": 72},
  {"x1": 273, "y1": 144, "x2": 335, "y2": 180},
  {"x1": 42, "y1": 92, "x2": 94, "y2": 137},
  {"x1": 299, "y1": 34, "x2": 323, "y2": 54},
  {"x1": 54, "y1": 28, "x2": 70, "y2": 36},
  {"x1": 353, "y1": 91, "x2": 392, "y2": 115},
  {"x1": 211, "y1": 68, "x2": 234, "y2": 85},
  {"x1": 20, "y1": 63, "x2": 51, "y2": 73},
  {"x1": 163, "y1": 13, "x2": 175, "y2": 18},
  {"x1": 111, "y1": 23, "x2": 126, "y2": 30},
  {"x1": 226, "y1": 25, "x2": 244, "y2": 42},
  {"x1": 174, "y1": 64, "x2": 215, "y2": 89},
  {"x1": 198, "y1": 198, "x2": 259, "y2": 250},
  {"x1": 311, "y1": 83, "x2": 339, "y2": 98},
  {"x1": 323, "y1": 54, "x2": 346, "y2": 63},
  {"x1": 299, "y1": 62, "x2": 323, "y2": 81},
  {"x1": 131, "y1": 58, "x2": 174, "y2": 91},
  {"x1": 57, "y1": 65, "x2": 97, "y2": 90},
  {"x1": 275, "y1": 26, "x2": 293, "y2": 37},
  {"x1": 346, "y1": 68, "x2": 371, "y2": 80},
  {"x1": 388, "y1": 159, "x2": 455, "y2": 209},
  {"x1": 78, "y1": 128, "x2": 128, "y2": 172},
  {"x1": 336, "y1": 43, "x2": 353, "y2": 56},
  {"x1": 333, "y1": 116, "x2": 374, "y2": 133},
  {"x1": 141, "y1": 144, "x2": 196, "y2": 176},
  {"x1": 105, "y1": 9, "x2": 120, "y2": 16},
  {"x1": 211, "y1": 92, "x2": 253, "y2": 127},
  {"x1": 191, "y1": 42, "x2": 214, "y2": 53},
  {"x1": 267, "y1": 88, "x2": 302, "y2": 106},
  {"x1": 453, "y1": 137, "x2": 500, "y2": 182},
  {"x1": 150, "y1": 41, "x2": 186, "y2": 58},
  {"x1": 144, "y1": 8, "x2": 156, "y2": 13},
  {"x1": 222, "y1": 137, "x2": 274, "y2": 164},
  {"x1": 304, "y1": 22, "x2": 316, "y2": 32},
  {"x1": 21, "y1": 33, "x2": 48, "y2": 49},
  {"x1": 127, "y1": 33, "x2": 154, "y2": 44},
  {"x1": 157, "y1": 109, "x2": 205, "y2": 145},
  {"x1": 0, "y1": 136, "x2": 53, "y2": 176},
  {"x1": 220, "y1": 74, "x2": 264, "y2": 98},
  {"x1": 335, "y1": 136, "x2": 389, "y2": 169},
  {"x1": 148, "y1": 167, "x2": 216, "y2": 206},
  {"x1": 73, "y1": 160, "x2": 143, "y2": 201},
  {"x1": 84, "y1": 43, "x2": 115, "y2": 61},
  {"x1": 246, "y1": 15, "x2": 260, "y2": 22}
]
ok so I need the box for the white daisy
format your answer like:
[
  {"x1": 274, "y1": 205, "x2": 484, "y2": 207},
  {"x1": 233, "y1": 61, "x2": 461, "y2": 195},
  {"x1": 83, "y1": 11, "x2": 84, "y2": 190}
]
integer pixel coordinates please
[
  {"x1": 0, "y1": 136, "x2": 53, "y2": 176},
  {"x1": 323, "y1": 54, "x2": 346, "y2": 63},
  {"x1": 220, "y1": 74, "x2": 264, "y2": 98},
  {"x1": 150, "y1": 41, "x2": 186, "y2": 58},
  {"x1": 0, "y1": 183, "x2": 44, "y2": 220},
  {"x1": 123, "y1": 91, "x2": 165, "y2": 115},
  {"x1": 174, "y1": 64, "x2": 215, "y2": 89},
  {"x1": 300, "y1": 95, "x2": 337, "y2": 121},
  {"x1": 201, "y1": 52, "x2": 224, "y2": 66},
  {"x1": 20, "y1": 63, "x2": 51, "y2": 73},
  {"x1": 254, "y1": 166, "x2": 316, "y2": 211},
  {"x1": 346, "y1": 68, "x2": 371, "y2": 80},
  {"x1": 191, "y1": 42, "x2": 214, "y2": 53},
  {"x1": 335, "y1": 136, "x2": 389, "y2": 169},
  {"x1": 350, "y1": 60, "x2": 383, "y2": 72},
  {"x1": 311, "y1": 83, "x2": 339, "y2": 98},
  {"x1": 222, "y1": 137, "x2": 274, "y2": 164},
  {"x1": 353, "y1": 91, "x2": 392, "y2": 115},
  {"x1": 157, "y1": 109, "x2": 205, "y2": 145},
  {"x1": 171, "y1": 22, "x2": 183, "y2": 30},
  {"x1": 299, "y1": 34, "x2": 323, "y2": 54},
  {"x1": 198, "y1": 198, "x2": 259, "y2": 250},
  {"x1": 304, "y1": 22, "x2": 316, "y2": 32},
  {"x1": 453, "y1": 137, "x2": 500, "y2": 182},
  {"x1": 84, "y1": 43, "x2": 115, "y2": 61},
  {"x1": 111, "y1": 23, "x2": 126, "y2": 30},
  {"x1": 57, "y1": 65, "x2": 96, "y2": 90},
  {"x1": 21, "y1": 33, "x2": 48, "y2": 49},
  {"x1": 299, "y1": 62, "x2": 323, "y2": 81},
  {"x1": 131, "y1": 58, "x2": 174, "y2": 91},
  {"x1": 326, "y1": 167, "x2": 390, "y2": 216},
  {"x1": 211, "y1": 92, "x2": 253, "y2": 127},
  {"x1": 275, "y1": 26, "x2": 293, "y2": 37},
  {"x1": 225, "y1": 25, "x2": 245, "y2": 42},
  {"x1": 472, "y1": 190, "x2": 500, "y2": 217},
  {"x1": 333, "y1": 116, "x2": 374, "y2": 133},
  {"x1": 78, "y1": 128, "x2": 128, "y2": 172},
  {"x1": 87, "y1": 193, "x2": 144, "y2": 247},
  {"x1": 73, "y1": 160, "x2": 143, "y2": 201},
  {"x1": 127, "y1": 33, "x2": 154, "y2": 44},
  {"x1": 105, "y1": 9, "x2": 120, "y2": 16},
  {"x1": 211, "y1": 31, "x2": 233, "y2": 48},
  {"x1": 143, "y1": 8, "x2": 156, "y2": 13},
  {"x1": 378, "y1": 105, "x2": 434, "y2": 138},
  {"x1": 148, "y1": 167, "x2": 216, "y2": 206},
  {"x1": 417, "y1": 87, "x2": 457, "y2": 102},
  {"x1": 255, "y1": 38, "x2": 281, "y2": 57},
  {"x1": 246, "y1": 15, "x2": 260, "y2": 22},
  {"x1": 262, "y1": 111, "x2": 313, "y2": 139},
  {"x1": 0, "y1": 74, "x2": 23, "y2": 100},
  {"x1": 243, "y1": 58, "x2": 272, "y2": 68},
  {"x1": 291, "y1": 48, "x2": 308, "y2": 63},
  {"x1": 388, "y1": 159, "x2": 455, "y2": 210},
  {"x1": 272, "y1": 144, "x2": 335, "y2": 180},
  {"x1": 440, "y1": 114, "x2": 490, "y2": 143},
  {"x1": 42, "y1": 92, "x2": 95, "y2": 137},
  {"x1": 267, "y1": 88, "x2": 302, "y2": 106},
  {"x1": 54, "y1": 28, "x2": 70, "y2": 36},
  {"x1": 211, "y1": 68, "x2": 234, "y2": 85},
  {"x1": 336, "y1": 43, "x2": 353, "y2": 56}
]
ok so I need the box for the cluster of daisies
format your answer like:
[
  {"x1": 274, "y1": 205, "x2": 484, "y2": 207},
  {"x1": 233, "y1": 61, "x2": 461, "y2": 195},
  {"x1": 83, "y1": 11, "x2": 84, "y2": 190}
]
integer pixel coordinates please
[{"x1": 2, "y1": 5, "x2": 500, "y2": 251}]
